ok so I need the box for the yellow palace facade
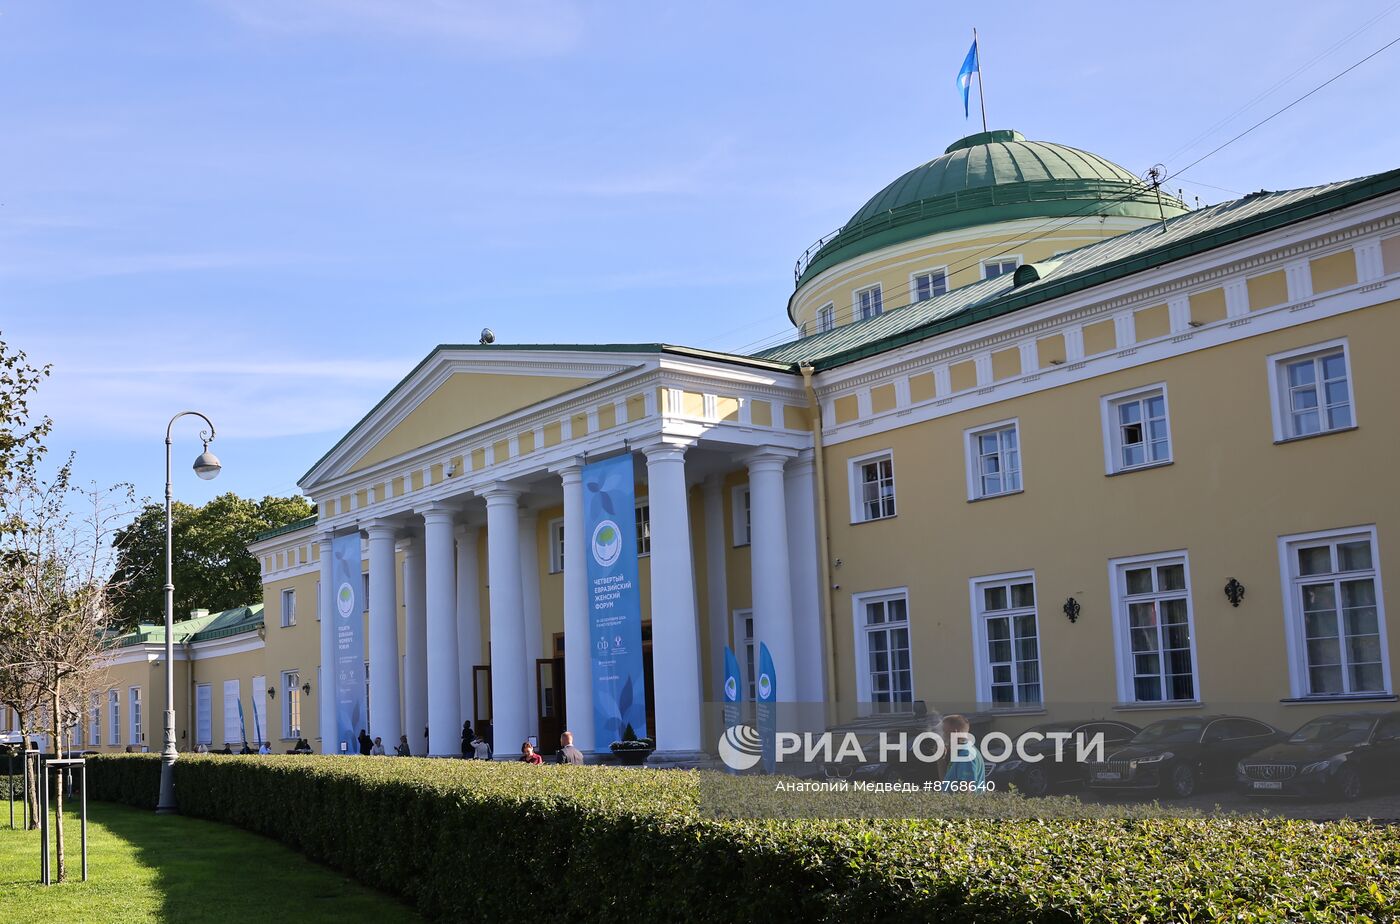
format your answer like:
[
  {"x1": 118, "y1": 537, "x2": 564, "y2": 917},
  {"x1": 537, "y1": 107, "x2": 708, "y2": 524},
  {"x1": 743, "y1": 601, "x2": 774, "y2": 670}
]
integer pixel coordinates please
[{"x1": 77, "y1": 129, "x2": 1400, "y2": 759}]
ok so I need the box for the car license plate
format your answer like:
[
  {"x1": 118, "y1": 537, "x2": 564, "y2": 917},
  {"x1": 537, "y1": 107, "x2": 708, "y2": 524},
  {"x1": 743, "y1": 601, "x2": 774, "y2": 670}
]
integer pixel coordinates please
[
  {"x1": 1252, "y1": 781, "x2": 1283, "y2": 790},
  {"x1": 1095, "y1": 771, "x2": 1121, "y2": 781}
]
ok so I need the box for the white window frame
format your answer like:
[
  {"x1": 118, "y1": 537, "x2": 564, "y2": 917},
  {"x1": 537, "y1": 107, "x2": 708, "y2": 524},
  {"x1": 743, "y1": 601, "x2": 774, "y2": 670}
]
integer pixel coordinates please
[
  {"x1": 1100, "y1": 382, "x2": 1172, "y2": 475},
  {"x1": 982, "y1": 256, "x2": 1021, "y2": 280},
  {"x1": 223, "y1": 679, "x2": 241, "y2": 746},
  {"x1": 281, "y1": 588, "x2": 296, "y2": 627},
  {"x1": 816, "y1": 302, "x2": 835, "y2": 333},
  {"x1": 847, "y1": 449, "x2": 897, "y2": 523},
  {"x1": 195, "y1": 683, "x2": 212, "y2": 746},
  {"x1": 731, "y1": 485, "x2": 751, "y2": 547},
  {"x1": 909, "y1": 266, "x2": 949, "y2": 302},
  {"x1": 129, "y1": 686, "x2": 142, "y2": 746},
  {"x1": 1266, "y1": 338, "x2": 1357, "y2": 442},
  {"x1": 548, "y1": 516, "x2": 565, "y2": 573},
  {"x1": 108, "y1": 690, "x2": 119, "y2": 745},
  {"x1": 1277, "y1": 525, "x2": 1391, "y2": 699},
  {"x1": 732, "y1": 608, "x2": 756, "y2": 702},
  {"x1": 635, "y1": 498, "x2": 651, "y2": 557},
  {"x1": 850, "y1": 588, "x2": 915, "y2": 707},
  {"x1": 282, "y1": 670, "x2": 302, "y2": 739},
  {"x1": 969, "y1": 571, "x2": 1044, "y2": 707},
  {"x1": 853, "y1": 283, "x2": 883, "y2": 321},
  {"x1": 1108, "y1": 550, "x2": 1200, "y2": 705},
  {"x1": 964, "y1": 418, "x2": 1023, "y2": 500}
]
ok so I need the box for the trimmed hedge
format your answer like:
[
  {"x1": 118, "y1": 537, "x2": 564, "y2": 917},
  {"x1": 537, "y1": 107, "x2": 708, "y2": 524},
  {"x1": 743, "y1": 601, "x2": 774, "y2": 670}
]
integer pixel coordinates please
[{"x1": 88, "y1": 754, "x2": 1400, "y2": 922}]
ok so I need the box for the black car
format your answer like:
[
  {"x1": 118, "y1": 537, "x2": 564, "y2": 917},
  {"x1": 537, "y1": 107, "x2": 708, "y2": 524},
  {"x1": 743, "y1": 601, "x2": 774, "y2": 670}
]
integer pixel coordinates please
[
  {"x1": 1236, "y1": 711, "x2": 1400, "y2": 800},
  {"x1": 1086, "y1": 715, "x2": 1283, "y2": 798},
  {"x1": 985, "y1": 720, "x2": 1139, "y2": 796}
]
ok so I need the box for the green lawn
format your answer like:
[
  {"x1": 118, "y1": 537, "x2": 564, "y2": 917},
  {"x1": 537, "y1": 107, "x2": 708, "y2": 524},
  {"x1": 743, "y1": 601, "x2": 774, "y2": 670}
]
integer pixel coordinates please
[{"x1": 0, "y1": 799, "x2": 422, "y2": 923}]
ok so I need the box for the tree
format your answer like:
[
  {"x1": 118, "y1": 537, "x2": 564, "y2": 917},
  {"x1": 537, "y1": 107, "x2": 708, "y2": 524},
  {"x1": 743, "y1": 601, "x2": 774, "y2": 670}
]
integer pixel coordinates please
[{"x1": 107, "y1": 492, "x2": 314, "y2": 629}]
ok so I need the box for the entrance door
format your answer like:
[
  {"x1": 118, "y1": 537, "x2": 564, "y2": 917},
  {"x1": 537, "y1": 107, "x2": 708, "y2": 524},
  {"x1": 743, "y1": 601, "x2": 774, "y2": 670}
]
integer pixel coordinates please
[
  {"x1": 641, "y1": 623, "x2": 655, "y2": 741},
  {"x1": 535, "y1": 657, "x2": 565, "y2": 755},
  {"x1": 471, "y1": 664, "x2": 492, "y2": 733}
]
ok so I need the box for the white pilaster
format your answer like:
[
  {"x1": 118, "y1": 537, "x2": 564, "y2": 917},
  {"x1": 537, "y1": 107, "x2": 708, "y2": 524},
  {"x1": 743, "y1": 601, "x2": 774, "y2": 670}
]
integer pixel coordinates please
[
  {"x1": 365, "y1": 521, "x2": 402, "y2": 749},
  {"x1": 1285, "y1": 259, "x2": 1313, "y2": 302},
  {"x1": 454, "y1": 524, "x2": 482, "y2": 728},
  {"x1": 1167, "y1": 295, "x2": 1192, "y2": 331},
  {"x1": 558, "y1": 463, "x2": 594, "y2": 750},
  {"x1": 402, "y1": 534, "x2": 428, "y2": 754},
  {"x1": 422, "y1": 505, "x2": 461, "y2": 756},
  {"x1": 1223, "y1": 280, "x2": 1249, "y2": 319},
  {"x1": 1355, "y1": 239, "x2": 1385, "y2": 282},
  {"x1": 317, "y1": 533, "x2": 337, "y2": 754},
  {"x1": 483, "y1": 486, "x2": 528, "y2": 757},
  {"x1": 747, "y1": 450, "x2": 797, "y2": 703},
  {"x1": 518, "y1": 507, "x2": 543, "y2": 726},
  {"x1": 643, "y1": 443, "x2": 703, "y2": 753},
  {"x1": 1113, "y1": 312, "x2": 1136, "y2": 349},
  {"x1": 702, "y1": 475, "x2": 730, "y2": 702},
  {"x1": 784, "y1": 450, "x2": 824, "y2": 703}
]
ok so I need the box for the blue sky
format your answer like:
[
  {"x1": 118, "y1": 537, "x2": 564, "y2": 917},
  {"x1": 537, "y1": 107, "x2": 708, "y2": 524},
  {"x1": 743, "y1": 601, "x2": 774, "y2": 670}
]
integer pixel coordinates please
[{"x1": 4, "y1": 0, "x2": 1398, "y2": 508}]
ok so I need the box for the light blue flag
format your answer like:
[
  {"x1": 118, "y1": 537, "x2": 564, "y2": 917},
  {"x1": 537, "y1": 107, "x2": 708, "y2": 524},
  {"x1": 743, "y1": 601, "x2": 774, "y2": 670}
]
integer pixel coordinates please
[
  {"x1": 235, "y1": 697, "x2": 247, "y2": 747},
  {"x1": 756, "y1": 642, "x2": 776, "y2": 773},
  {"x1": 957, "y1": 39, "x2": 979, "y2": 117}
]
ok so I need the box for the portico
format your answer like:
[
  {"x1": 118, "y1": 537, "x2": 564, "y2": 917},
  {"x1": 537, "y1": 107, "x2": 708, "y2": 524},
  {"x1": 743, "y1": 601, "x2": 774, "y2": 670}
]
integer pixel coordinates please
[{"x1": 302, "y1": 346, "x2": 825, "y2": 758}]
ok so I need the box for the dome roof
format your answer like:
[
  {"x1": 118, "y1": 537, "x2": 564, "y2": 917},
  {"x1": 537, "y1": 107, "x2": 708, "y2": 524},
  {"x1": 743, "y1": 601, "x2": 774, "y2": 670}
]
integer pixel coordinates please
[{"x1": 795, "y1": 129, "x2": 1187, "y2": 286}]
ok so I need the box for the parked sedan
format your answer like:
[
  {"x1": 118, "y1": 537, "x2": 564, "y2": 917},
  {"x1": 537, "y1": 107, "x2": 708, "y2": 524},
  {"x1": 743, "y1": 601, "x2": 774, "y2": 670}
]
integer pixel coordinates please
[
  {"x1": 986, "y1": 720, "x2": 1139, "y2": 796},
  {"x1": 1086, "y1": 715, "x2": 1283, "y2": 798},
  {"x1": 1237, "y1": 711, "x2": 1400, "y2": 800}
]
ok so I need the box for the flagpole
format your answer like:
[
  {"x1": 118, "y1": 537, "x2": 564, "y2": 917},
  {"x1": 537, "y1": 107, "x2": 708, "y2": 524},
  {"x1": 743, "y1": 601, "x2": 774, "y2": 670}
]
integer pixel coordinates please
[{"x1": 974, "y1": 28, "x2": 988, "y2": 133}]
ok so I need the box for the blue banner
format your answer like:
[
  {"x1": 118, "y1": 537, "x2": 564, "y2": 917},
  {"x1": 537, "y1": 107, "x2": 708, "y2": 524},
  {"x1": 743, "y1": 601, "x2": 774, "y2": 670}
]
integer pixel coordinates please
[
  {"x1": 723, "y1": 645, "x2": 741, "y2": 730},
  {"x1": 757, "y1": 642, "x2": 776, "y2": 773},
  {"x1": 331, "y1": 532, "x2": 367, "y2": 754},
  {"x1": 583, "y1": 454, "x2": 648, "y2": 751}
]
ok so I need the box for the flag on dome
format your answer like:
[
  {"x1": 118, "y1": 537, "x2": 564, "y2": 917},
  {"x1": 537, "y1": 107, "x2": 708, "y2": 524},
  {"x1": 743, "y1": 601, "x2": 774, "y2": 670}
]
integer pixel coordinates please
[{"x1": 957, "y1": 38, "x2": 979, "y2": 117}]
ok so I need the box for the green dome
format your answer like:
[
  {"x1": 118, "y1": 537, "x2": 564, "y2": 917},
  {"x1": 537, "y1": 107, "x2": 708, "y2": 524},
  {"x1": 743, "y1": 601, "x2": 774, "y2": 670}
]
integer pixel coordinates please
[{"x1": 795, "y1": 129, "x2": 1186, "y2": 287}]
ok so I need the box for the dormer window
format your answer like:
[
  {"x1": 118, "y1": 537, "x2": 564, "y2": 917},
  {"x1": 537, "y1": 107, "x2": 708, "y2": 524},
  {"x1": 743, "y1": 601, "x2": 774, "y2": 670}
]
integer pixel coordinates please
[
  {"x1": 855, "y1": 284, "x2": 883, "y2": 320},
  {"x1": 983, "y1": 258, "x2": 1020, "y2": 279}
]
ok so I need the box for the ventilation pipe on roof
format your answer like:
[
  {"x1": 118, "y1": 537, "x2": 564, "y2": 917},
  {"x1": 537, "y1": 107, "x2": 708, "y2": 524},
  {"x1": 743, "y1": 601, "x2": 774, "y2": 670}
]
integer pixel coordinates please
[{"x1": 1011, "y1": 261, "x2": 1061, "y2": 288}]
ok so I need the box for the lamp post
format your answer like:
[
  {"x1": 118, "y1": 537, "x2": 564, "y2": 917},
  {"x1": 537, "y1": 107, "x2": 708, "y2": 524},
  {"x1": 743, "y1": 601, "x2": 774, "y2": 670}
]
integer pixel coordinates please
[{"x1": 156, "y1": 411, "x2": 222, "y2": 815}]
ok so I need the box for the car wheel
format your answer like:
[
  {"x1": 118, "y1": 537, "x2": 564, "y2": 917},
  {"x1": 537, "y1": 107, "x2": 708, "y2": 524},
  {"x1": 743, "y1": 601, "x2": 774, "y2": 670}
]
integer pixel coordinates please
[
  {"x1": 1021, "y1": 766, "x2": 1050, "y2": 798},
  {"x1": 1166, "y1": 763, "x2": 1196, "y2": 799},
  {"x1": 1335, "y1": 766, "x2": 1362, "y2": 801}
]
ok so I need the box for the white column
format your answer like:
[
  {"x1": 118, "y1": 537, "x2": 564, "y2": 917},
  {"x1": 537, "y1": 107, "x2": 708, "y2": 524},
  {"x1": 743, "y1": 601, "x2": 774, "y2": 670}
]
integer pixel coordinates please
[
  {"x1": 643, "y1": 443, "x2": 703, "y2": 753},
  {"x1": 402, "y1": 534, "x2": 428, "y2": 755},
  {"x1": 422, "y1": 504, "x2": 462, "y2": 756},
  {"x1": 558, "y1": 463, "x2": 594, "y2": 750},
  {"x1": 484, "y1": 486, "x2": 528, "y2": 757},
  {"x1": 785, "y1": 450, "x2": 824, "y2": 703},
  {"x1": 365, "y1": 521, "x2": 402, "y2": 750},
  {"x1": 518, "y1": 507, "x2": 543, "y2": 727},
  {"x1": 748, "y1": 450, "x2": 797, "y2": 702},
  {"x1": 317, "y1": 533, "x2": 337, "y2": 754},
  {"x1": 702, "y1": 475, "x2": 730, "y2": 701},
  {"x1": 454, "y1": 524, "x2": 482, "y2": 728}
]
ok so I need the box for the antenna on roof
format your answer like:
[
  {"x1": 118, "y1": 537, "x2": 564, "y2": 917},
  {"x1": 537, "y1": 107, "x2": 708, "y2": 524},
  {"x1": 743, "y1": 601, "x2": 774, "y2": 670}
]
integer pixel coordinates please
[
  {"x1": 1143, "y1": 164, "x2": 1168, "y2": 234},
  {"x1": 479, "y1": 328, "x2": 496, "y2": 345}
]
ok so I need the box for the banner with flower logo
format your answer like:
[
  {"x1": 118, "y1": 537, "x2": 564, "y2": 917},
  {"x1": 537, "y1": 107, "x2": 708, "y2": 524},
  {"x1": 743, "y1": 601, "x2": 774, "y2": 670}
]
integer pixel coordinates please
[
  {"x1": 583, "y1": 454, "x2": 648, "y2": 751},
  {"x1": 331, "y1": 532, "x2": 367, "y2": 754}
]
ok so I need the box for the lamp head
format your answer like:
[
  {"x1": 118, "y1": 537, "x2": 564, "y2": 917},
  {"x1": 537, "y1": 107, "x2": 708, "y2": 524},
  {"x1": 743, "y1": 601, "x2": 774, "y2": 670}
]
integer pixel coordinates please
[{"x1": 193, "y1": 443, "x2": 222, "y2": 480}]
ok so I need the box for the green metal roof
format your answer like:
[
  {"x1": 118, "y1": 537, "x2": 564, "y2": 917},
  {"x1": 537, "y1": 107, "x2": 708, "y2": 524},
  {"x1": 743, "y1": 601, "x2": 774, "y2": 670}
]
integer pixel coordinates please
[
  {"x1": 112, "y1": 604, "x2": 264, "y2": 649},
  {"x1": 253, "y1": 514, "x2": 318, "y2": 543},
  {"x1": 793, "y1": 130, "x2": 1188, "y2": 291},
  {"x1": 762, "y1": 168, "x2": 1400, "y2": 370}
]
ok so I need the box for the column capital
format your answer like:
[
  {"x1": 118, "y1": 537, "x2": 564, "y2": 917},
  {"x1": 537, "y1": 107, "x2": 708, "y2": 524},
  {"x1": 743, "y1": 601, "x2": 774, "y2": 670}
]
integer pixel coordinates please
[
  {"x1": 417, "y1": 502, "x2": 457, "y2": 526},
  {"x1": 364, "y1": 520, "x2": 399, "y2": 542},
  {"x1": 635, "y1": 437, "x2": 691, "y2": 463},
  {"x1": 316, "y1": 529, "x2": 337, "y2": 546},
  {"x1": 398, "y1": 534, "x2": 422, "y2": 553},
  {"x1": 785, "y1": 448, "x2": 816, "y2": 476},
  {"x1": 480, "y1": 483, "x2": 521, "y2": 506},
  {"x1": 549, "y1": 457, "x2": 586, "y2": 481},
  {"x1": 453, "y1": 521, "x2": 477, "y2": 538},
  {"x1": 743, "y1": 446, "x2": 798, "y2": 474}
]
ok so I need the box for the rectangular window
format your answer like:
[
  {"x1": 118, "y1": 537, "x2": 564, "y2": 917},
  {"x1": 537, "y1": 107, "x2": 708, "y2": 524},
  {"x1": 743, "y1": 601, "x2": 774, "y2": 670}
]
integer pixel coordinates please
[
  {"x1": 108, "y1": 690, "x2": 119, "y2": 746},
  {"x1": 89, "y1": 694, "x2": 100, "y2": 747},
  {"x1": 223, "y1": 679, "x2": 241, "y2": 746},
  {"x1": 733, "y1": 609, "x2": 756, "y2": 701},
  {"x1": 635, "y1": 500, "x2": 651, "y2": 556},
  {"x1": 966, "y1": 420, "x2": 1022, "y2": 499},
  {"x1": 1282, "y1": 528, "x2": 1388, "y2": 697},
  {"x1": 849, "y1": 451, "x2": 896, "y2": 522},
  {"x1": 281, "y1": 588, "x2": 296, "y2": 627},
  {"x1": 972, "y1": 574, "x2": 1042, "y2": 705},
  {"x1": 855, "y1": 284, "x2": 883, "y2": 320},
  {"x1": 196, "y1": 683, "x2": 212, "y2": 746},
  {"x1": 1102, "y1": 384, "x2": 1171, "y2": 473},
  {"x1": 912, "y1": 268, "x2": 947, "y2": 302},
  {"x1": 1112, "y1": 554, "x2": 1196, "y2": 703},
  {"x1": 732, "y1": 486, "x2": 751, "y2": 546},
  {"x1": 817, "y1": 303, "x2": 835, "y2": 333},
  {"x1": 283, "y1": 671, "x2": 302, "y2": 738},
  {"x1": 548, "y1": 517, "x2": 565, "y2": 573},
  {"x1": 1269, "y1": 341, "x2": 1354, "y2": 441},
  {"x1": 854, "y1": 591, "x2": 913, "y2": 704},
  {"x1": 129, "y1": 687, "x2": 142, "y2": 745},
  {"x1": 983, "y1": 258, "x2": 1019, "y2": 279}
]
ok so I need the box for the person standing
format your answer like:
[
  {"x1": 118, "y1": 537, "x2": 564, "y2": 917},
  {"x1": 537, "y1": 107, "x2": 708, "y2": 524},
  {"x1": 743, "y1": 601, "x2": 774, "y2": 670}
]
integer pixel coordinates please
[
  {"x1": 556, "y1": 730, "x2": 584, "y2": 765},
  {"x1": 470, "y1": 728, "x2": 492, "y2": 760},
  {"x1": 461, "y1": 720, "x2": 473, "y2": 758},
  {"x1": 358, "y1": 729, "x2": 373, "y2": 755}
]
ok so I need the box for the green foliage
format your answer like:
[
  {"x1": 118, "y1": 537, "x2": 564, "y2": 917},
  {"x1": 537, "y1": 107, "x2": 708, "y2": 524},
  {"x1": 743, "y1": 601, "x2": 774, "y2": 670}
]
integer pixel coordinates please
[
  {"x1": 86, "y1": 754, "x2": 1400, "y2": 922},
  {"x1": 107, "y1": 493, "x2": 314, "y2": 629}
]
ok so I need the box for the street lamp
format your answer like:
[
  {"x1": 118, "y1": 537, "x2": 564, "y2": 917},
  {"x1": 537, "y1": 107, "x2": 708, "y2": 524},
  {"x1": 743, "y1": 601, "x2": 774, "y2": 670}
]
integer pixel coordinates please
[{"x1": 156, "y1": 411, "x2": 221, "y2": 815}]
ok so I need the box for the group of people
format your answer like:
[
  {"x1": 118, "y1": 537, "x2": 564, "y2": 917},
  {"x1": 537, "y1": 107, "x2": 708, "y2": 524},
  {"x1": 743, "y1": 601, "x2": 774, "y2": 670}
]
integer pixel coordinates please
[
  {"x1": 355, "y1": 730, "x2": 388, "y2": 755},
  {"x1": 519, "y1": 731, "x2": 584, "y2": 765},
  {"x1": 345, "y1": 721, "x2": 584, "y2": 765},
  {"x1": 191, "y1": 737, "x2": 312, "y2": 755}
]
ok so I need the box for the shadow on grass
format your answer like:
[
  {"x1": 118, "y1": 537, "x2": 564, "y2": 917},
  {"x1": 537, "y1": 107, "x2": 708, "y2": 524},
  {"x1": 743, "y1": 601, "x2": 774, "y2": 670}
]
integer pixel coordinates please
[{"x1": 98, "y1": 802, "x2": 424, "y2": 923}]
